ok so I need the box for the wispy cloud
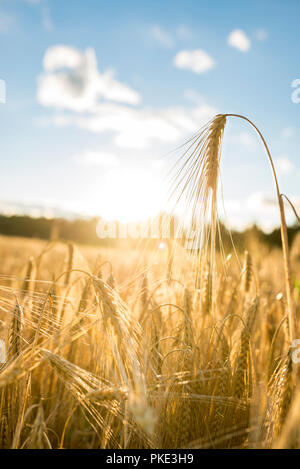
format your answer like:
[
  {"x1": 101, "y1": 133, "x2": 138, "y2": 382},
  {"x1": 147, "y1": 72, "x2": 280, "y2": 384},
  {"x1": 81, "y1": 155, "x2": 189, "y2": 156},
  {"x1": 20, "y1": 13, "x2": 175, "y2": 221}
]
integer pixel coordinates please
[
  {"x1": 228, "y1": 29, "x2": 251, "y2": 52},
  {"x1": 70, "y1": 102, "x2": 217, "y2": 149},
  {"x1": 41, "y1": 4, "x2": 54, "y2": 31},
  {"x1": 174, "y1": 49, "x2": 215, "y2": 74},
  {"x1": 0, "y1": 8, "x2": 14, "y2": 34},
  {"x1": 281, "y1": 127, "x2": 295, "y2": 139},
  {"x1": 150, "y1": 25, "x2": 174, "y2": 48},
  {"x1": 275, "y1": 155, "x2": 293, "y2": 175},
  {"x1": 38, "y1": 45, "x2": 141, "y2": 111},
  {"x1": 38, "y1": 44, "x2": 217, "y2": 149},
  {"x1": 183, "y1": 89, "x2": 205, "y2": 105},
  {"x1": 42, "y1": 99, "x2": 217, "y2": 150},
  {"x1": 24, "y1": 0, "x2": 54, "y2": 31},
  {"x1": 228, "y1": 131, "x2": 257, "y2": 148},
  {"x1": 176, "y1": 25, "x2": 192, "y2": 39},
  {"x1": 254, "y1": 28, "x2": 268, "y2": 41},
  {"x1": 223, "y1": 191, "x2": 300, "y2": 232}
]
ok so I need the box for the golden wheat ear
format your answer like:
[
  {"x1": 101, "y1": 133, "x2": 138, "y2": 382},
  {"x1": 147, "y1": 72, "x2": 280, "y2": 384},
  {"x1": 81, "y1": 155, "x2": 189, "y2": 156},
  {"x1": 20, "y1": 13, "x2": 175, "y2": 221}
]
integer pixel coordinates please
[
  {"x1": 170, "y1": 114, "x2": 226, "y2": 218},
  {"x1": 205, "y1": 114, "x2": 226, "y2": 192},
  {"x1": 169, "y1": 114, "x2": 226, "y2": 313}
]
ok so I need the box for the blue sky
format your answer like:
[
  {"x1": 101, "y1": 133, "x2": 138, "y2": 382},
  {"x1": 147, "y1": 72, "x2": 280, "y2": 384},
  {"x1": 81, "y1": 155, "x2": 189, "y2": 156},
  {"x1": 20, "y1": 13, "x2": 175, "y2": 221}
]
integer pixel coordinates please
[{"x1": 0, "y1": 0, "x2": 300, "y2": 231}]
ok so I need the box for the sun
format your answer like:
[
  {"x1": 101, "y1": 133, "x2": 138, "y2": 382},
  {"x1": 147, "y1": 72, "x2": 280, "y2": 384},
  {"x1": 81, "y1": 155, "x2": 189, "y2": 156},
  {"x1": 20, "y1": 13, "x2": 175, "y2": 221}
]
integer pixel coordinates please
[{"x1": 96, "y1": 168, "x2": 165, "y2": 223}]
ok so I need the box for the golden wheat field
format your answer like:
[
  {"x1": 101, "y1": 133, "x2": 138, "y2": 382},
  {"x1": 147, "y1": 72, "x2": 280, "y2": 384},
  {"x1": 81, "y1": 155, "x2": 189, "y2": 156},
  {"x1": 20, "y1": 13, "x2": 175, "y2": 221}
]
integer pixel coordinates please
[
  {"x1": 0, "y1": 225, "x2": 299, "y2": 450},
  {"x1": 3, "y1": 0, "x2": 300, "y2": 455}
]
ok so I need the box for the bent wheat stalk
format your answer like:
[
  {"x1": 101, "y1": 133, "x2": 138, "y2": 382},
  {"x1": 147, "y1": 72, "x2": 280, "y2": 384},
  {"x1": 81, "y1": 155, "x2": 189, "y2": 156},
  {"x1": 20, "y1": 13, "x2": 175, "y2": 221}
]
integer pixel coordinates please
[
  {"x1": 225, "y1": 114, "x2": 296, "y2": 344},
  {"x1": 174, "y1": 114, "x2": 296, "y2": 344}
]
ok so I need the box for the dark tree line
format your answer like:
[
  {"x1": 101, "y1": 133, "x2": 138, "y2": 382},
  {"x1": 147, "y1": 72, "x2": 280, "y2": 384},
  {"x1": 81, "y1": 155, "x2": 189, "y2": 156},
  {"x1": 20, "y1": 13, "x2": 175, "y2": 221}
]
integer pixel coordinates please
[{"x1": 0, "y1": 214, "x2": 298, "y2": 251}]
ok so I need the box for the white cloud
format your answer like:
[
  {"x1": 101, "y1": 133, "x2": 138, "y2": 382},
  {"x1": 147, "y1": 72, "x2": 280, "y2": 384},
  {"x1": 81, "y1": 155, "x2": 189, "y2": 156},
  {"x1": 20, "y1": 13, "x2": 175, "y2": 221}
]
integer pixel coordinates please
[
  {"x1": 149, "y1": 25, "x2": 193, "y2": 48},
  {"x1": 246, "y1": 192, "x2": 280, "y2": 232},
  {"x1": 38, "y1": 45, "x2": 218, "y2": 149},
  {"x1": 38, "y1": 45, "x2": 141, "y2": 111},
  {"x1": 74, "y1": 150, "x2": 119, "y2": 169},
  {"x1": 228, "y1": 29, "x2": 251, "y2": 52},
  {"x1": 43, "y1": 46, "x2": 82, "y2": 70},
  {"x1": 246, "y1": 192, "x2": 273, "y2": 211},
  {"x1": 59, "y1": 102, "x2": 217, "y2": 149},
  {"x1": 275, "y1": 155, "x2": 293, "y2": 175},
  {"x1": 223, "y1": 191, "x2": 300, "y2": 233},
  {"x1": 174, "y1": 49, "x2": 215, "y2": 74},
  {"x1": 247, "y1": 192, "x2": 300, "y2": 229},
  {"x1": 150, "y1": 25, "x2": 174, "y2": 48},
  {"x1": 255, "y1": 28, "x2": 268, "y2": 41}
]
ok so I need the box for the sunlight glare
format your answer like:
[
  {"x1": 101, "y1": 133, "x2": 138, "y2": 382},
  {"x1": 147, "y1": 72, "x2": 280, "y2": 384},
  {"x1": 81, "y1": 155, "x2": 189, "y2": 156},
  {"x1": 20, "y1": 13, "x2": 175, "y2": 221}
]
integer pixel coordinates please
[{"x1": 97, "y1": 168, "x2": 165, "y2": 223}]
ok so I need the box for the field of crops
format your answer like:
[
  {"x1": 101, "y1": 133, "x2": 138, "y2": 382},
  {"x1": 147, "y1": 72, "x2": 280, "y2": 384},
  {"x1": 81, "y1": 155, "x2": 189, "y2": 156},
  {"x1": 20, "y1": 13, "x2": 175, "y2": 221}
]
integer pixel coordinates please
[{"x1": 0, "y1": 228, "x2": 299, "y2": 449}]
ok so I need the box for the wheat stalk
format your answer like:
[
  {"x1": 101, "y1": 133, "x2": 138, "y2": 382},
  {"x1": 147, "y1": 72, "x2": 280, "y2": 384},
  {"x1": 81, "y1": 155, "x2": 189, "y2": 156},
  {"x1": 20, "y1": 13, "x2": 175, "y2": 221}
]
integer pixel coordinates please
[{"x1": 225, "y1": 114, "x2": 296, "y2": 344}]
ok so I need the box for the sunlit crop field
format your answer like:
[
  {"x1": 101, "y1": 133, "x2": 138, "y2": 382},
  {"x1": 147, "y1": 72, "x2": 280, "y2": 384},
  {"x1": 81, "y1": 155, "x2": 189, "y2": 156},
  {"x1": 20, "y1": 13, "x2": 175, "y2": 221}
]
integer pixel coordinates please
[{"x1": 0, "y1": 232, "x2": 299, "y2": 449}]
